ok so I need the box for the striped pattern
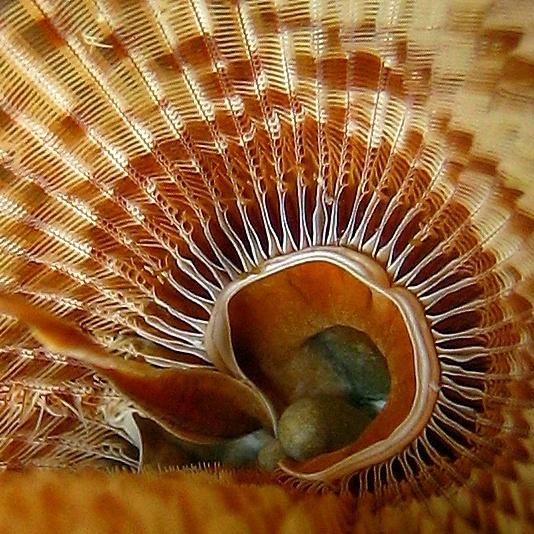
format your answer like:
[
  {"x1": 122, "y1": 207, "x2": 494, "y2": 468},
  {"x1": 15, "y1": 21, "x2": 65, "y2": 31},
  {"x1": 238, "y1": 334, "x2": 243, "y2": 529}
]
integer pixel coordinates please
[{"x1": 0, "y1": 1, "x2": 533, "y2": 532}]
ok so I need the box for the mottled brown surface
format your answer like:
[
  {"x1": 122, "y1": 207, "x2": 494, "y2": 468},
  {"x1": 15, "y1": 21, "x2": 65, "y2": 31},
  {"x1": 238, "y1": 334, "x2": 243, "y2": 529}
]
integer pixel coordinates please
[{"x1": 0, "y1": 469, "x2": 349, "y2": 534}]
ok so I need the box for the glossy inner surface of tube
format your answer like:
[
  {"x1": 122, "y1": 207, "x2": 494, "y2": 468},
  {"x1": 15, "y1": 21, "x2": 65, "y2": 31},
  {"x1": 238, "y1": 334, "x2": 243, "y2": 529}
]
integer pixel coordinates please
[{"x1": 207, "y1": 249, "x2": 440, "y2": 477}]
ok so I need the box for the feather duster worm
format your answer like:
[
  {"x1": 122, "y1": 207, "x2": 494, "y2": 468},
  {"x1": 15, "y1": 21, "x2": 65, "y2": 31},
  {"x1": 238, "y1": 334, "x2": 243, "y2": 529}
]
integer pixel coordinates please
[{"x1": 0, "y1": 0, "x2": 533, "y2": 532}]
